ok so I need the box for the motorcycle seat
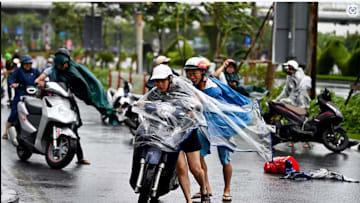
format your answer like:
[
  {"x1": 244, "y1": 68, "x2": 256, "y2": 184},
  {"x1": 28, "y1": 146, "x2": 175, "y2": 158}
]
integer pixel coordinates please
[
  {"x1": 283, "y1": 103, "x2": 307, "y2": 116},
  {"x1": 23, "y1": 96, "x2": 43, "y2": 115}
]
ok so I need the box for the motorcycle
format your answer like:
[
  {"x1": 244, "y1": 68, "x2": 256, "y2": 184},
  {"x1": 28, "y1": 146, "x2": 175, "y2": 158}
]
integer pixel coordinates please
[
  {"x1": 106, "y1": 78, "x2": 141, "y2": 133},
  {"x1": 263, "y1": 88, "x2": 349, "y2": 152},
  {"x1": 130, "y1": 140, "x2": 179, "y2": 203},
  {"x1": 8, "y1": 82, "x2": 80, "y2": 169},
  {"x1": 129, "y1": 101, "x2": 200, "y2": 203}
]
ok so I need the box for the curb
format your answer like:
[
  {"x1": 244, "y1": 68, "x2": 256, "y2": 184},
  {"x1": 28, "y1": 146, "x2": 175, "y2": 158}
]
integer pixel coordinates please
[{"x1": 1, "y1": 185, "x2": 19, "y2": 203}]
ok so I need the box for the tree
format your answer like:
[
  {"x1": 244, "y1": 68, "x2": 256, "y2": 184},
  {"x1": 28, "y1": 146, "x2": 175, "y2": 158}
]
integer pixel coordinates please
[
  {"x1": 140, "y1": 2, "x2": 173, "y2": 54},
  {"x1": 169, "y1": 3, "x2": 201, "y2": 63},
  {"x1": 200, "y1": 2, "x2": 258, "y2": 60},
  {"x1": 49, "y1": 2, "x2": 81, "y2": 48}
]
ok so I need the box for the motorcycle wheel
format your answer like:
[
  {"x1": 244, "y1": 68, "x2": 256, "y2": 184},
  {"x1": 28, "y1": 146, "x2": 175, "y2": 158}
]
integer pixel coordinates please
[
  {"x1": 138, "y1": 164, "x2": 156, "y2": 203},
  {"x1": 45, "y1": 136, "x2": 77, "y2": 169},
  {"x1": 17, "y1": 145, "x2": 32, "y2": 161},
  {"x1": 322, "y1": 127, "x2": 349, "y2": 153}
]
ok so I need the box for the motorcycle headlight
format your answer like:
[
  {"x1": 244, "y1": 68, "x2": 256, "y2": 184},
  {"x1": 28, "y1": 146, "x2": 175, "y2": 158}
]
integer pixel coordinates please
[{"x1": 57, "y1": 104, "x2": 73, "y2": 117}]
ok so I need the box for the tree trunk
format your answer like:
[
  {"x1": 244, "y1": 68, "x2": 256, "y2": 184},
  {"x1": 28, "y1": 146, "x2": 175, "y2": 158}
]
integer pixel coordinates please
[
  {"x1": 158, "y1": 31, "x2": 163, "y2": 54},
  {"x1": 265, "y1": 5, "x2": 275, "y2": 94},
  {"x1": 244, "y1": 2, "x2": 258, "y2": 85},
  {"x1": 214, "y1": 19, "x2": 222, "y2": 60},
  {"x1": 176, "y1": 10, "x2": 184, "y2": 62},
  {"x1": 182, "y1": 13, "x2": 188, "y2": 64},
  {"x1": 103, "y1": 18, "x2": 107, "y2": 50},
  {"x1": 309, "y1": 2, "x2": 318, "y2": 99}
]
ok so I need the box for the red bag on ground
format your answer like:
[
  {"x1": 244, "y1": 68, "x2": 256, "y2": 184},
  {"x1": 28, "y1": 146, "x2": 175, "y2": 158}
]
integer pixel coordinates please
[{"x1": 264, "y1": 156, "x2": 300, "y2": 174}]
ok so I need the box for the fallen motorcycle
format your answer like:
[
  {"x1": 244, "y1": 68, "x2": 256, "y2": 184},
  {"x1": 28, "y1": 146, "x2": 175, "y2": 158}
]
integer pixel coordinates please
[
  {"x1": 106, "y1": 78, "x2": 141, "y2": 133},
  {"x1": 263, "y1": 88, "x2": 349, "y2": 152}
]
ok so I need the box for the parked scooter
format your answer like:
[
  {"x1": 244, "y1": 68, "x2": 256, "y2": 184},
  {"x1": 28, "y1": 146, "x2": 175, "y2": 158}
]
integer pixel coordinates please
[
  {"x1": 263, "y1": 88, "x2": 349, "y2": 152},
  {"x1": 106, "y1": 78, "x2": 141, "y2": 133},
  {"x1": 8, "y1": 82, "x2": 80, "y2": 169}
]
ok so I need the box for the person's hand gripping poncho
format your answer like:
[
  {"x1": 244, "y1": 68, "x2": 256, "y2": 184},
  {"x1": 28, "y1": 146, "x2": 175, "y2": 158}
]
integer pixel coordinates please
[{"x1": 133, "y1": 76, "x2": 273, "y2": 162}]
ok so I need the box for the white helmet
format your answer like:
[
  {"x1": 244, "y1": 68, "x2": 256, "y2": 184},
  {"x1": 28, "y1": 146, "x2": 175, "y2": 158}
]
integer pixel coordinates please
[
  {"x1": 184, "y1": 57, "x2": 207, "y2": 71},
  {"x1": 154, "y1": 55, "x2": 170, "y2": 65},
  {"x1": 150, "y1": 64, "x2": 173, "y2": 80},
  {"x1": 283, "y1": 60, "x2": 299, "y2": 70}
]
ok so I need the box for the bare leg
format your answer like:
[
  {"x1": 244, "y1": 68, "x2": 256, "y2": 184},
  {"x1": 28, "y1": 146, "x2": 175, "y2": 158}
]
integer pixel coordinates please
[
  {"x1": 2, "y1": 122, "x2": 12, "y2": 139},
  {"x1": 200, "y1": 156, "x2": 212, "y2": 195},
  {"x1": 186, "y1": 150, "x2": 207, "y2": 195},
  {"x1": 176, "y1": 150, "x2": 192, "y2": 203},
  {"x1": 223, "y1": 162, "x2": 232, "y2": 196}
]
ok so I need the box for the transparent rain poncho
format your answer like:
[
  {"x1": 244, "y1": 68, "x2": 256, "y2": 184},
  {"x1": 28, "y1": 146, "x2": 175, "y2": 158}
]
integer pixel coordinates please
[
  {"x1": 276, "y1": 68, "x2": 312, "y2": 109},
  {"x1": 133, "y1": 76, "x2": 206, "y2": 152},
  {"x1": 133, "y1": 76, "x2": 273, "y2": 162}
]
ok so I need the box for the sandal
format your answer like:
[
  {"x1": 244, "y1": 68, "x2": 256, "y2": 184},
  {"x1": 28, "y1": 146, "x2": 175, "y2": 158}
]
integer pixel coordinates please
[
  {"x1": 76, "y1": 159, "x2": 91, "y2": 165},
  {"x1": 192, "y1": 191, "x2": 213, "y2": 199},
  {"x1": 222, "y1": 194, "x2": 232, "y2": 202},
  {"x1": 201, "y1": 192, "x2": 210, "y2": 203}
]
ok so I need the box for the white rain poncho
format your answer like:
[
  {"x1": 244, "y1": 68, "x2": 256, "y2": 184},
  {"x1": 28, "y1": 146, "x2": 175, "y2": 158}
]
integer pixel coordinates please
[
  {"x1": 133, "y1": 76, "x2": 273, "y2": 161},
  {"x1": 276, "y1": 68, "x2": 312, "y2": 108}
]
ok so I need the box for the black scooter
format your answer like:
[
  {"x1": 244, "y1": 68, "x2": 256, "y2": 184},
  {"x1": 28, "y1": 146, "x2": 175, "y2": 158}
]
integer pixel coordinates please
[
  {"x1": 130, "y1": 142, "x2": 179, "y2": 203},
  {"x1": 263, "y1": 88, "x2": 349, "y2": 152},
  {"x1": 129, "y1": 102, "x2": 195, "y2": 203}
]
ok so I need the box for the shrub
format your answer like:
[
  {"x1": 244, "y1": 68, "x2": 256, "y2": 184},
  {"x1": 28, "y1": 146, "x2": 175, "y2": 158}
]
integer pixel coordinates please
[
  {"x1": 345, "y1": 48, "x2": 360, "y2": 76},
  {"x1": 90, "y1": 67, "x2": 109, "y2": 90},
  {"x1": 317, "y1": 39, "x2": 350, "y2": 75},
  {"x1": 96, "y1": 51, "x2": 114, "y2": 68},
  {"x1": 72, "y1": 47, "x2": 85, "y2": 59}
]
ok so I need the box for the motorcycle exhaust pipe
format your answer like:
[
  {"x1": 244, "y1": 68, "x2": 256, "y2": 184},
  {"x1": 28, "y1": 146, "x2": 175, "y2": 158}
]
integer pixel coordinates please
[
  {"x1": 134, "y1": 158, "x2": 146, "y2": 193},
  {"x1": 8, "y1": 126, "x2": 19, "y2": 146},
  {"x1": 151, "y1": 162, "x2": 165, "y2": 198}
]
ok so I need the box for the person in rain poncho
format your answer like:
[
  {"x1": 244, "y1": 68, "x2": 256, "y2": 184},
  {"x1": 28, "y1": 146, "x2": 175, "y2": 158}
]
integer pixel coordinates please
[
  {"x1": 276, "y1": 60, "x2": 312, "y2": 109},
  {"x1": 276, "y1": 60, "x2": 312, "y2": 148},
  {"x1": 133, "y1": 64, "x2": 210, "y2": 203},
  {"x1": 35, "y1": 48, "x2": 119, "y2": 164},
  {"x1": 35, "y1": 48, "x2": 119, "y2": 126},
  {"x1": 184, "y1": 57, "x2": 272, "y2": 202}
]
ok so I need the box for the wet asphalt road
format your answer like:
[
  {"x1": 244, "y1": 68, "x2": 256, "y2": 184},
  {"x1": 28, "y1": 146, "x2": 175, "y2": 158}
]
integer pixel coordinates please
[{"x1": 1, "y1": 98, "x2": 360, "y2": 203}]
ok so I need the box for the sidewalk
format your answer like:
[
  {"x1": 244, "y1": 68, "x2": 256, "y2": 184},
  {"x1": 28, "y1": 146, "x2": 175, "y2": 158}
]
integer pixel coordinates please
[{"x1": 1, "y1": 185, "x2": 19, "y2": 203}]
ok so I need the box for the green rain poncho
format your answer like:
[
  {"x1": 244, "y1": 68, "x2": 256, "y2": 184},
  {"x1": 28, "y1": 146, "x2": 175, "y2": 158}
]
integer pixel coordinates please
[{"x1": 53, "y1": 54, "x2": 119, "y2": 125}]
